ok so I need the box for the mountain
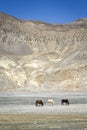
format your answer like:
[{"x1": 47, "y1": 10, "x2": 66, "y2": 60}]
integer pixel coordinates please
[{"x1": 0, "y1": 12, "x2": 87, "y2": 92}]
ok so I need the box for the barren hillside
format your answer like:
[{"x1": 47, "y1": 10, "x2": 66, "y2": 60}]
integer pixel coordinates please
[{"x1": 0, "y1": 12, "x2": 87, "y2": 92}]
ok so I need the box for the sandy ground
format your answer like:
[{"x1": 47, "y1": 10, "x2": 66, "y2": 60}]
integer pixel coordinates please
[{"x1": 0, "y1": 92, "x2": 87, "y2": 130}]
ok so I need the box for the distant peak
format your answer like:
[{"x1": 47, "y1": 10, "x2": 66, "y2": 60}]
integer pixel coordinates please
[
  {"x1": 76, "y1": 18, "x2": 87, "y2": 20},
  {"x1": 0, "y1": 12, "x2": 9, "y2": 17},
  {"x1": 75, "y1": 18, "x2": 87, "y2": 23},
  {"x1": 0, "y1": 12, "x2": 21, "y2": 22},
  {"x1": 69, "y1": 18, "x2": 87, "y2": 26}
]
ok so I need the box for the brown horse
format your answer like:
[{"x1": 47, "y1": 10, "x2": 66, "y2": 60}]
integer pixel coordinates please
[
  {"x1": 61, "y1": 99, "x2": 69, "y2": 105},
  {"x1": 35, "y1": 100, "x2": 44, "y2": 107}
]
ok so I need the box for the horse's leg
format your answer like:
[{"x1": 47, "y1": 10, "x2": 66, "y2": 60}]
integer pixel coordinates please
[
  {"x1": 36, "y1": 103, "x2": 39, "y2": 107},
  {"x1": 36, "y1": 103, "x2": 38, "y2": 106},
  {"x1": 67, "y1": 101, "x2": 69, "y2": 105},
  {"x1": 41, "y1": 102, "x2": 44, "y2": 106}
]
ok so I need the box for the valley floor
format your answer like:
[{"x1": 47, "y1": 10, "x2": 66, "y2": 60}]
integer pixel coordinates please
[
  {"x1": 0, "y1": 114, "x2": 87, "y2": 130},
  {"x1": 0, "y1": 92, "x2": 87, "y2": 129}
]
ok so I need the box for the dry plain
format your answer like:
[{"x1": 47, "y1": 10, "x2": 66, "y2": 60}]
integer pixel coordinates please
[{"x1": 0, "y1": 92, "x2": 87, "y2": 130}]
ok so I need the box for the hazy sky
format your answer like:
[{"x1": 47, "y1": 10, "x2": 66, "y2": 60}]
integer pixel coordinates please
[{"x1": 0, "y1": 0, "x2": 87, "y2": 24}]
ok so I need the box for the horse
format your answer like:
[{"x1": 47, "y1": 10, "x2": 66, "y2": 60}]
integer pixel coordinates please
[
  {"x1": 47, "y1": 99, "x2": 54, "y2": 105},
  {"x1": 61, "y1": 99, "x2": 69, "y2": 105},
  {"x1": 35, "y1": 100, "x2": 44, "y2": 107}
]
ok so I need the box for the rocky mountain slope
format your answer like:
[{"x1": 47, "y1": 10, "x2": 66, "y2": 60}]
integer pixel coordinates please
[{"x1": 0, "y1": 12, "x2": 87, "y2": 92}]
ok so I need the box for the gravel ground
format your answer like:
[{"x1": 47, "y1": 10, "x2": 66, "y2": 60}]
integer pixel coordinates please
[
  {"x1": 0, "y1": 104, "x2": 87, "y2": 115},
  {"x1": 0, "y1": 92, "x2": 87, "y2": 130},
  {"x1": 0, "y1": 92, "x2": 87, "y2": 114}
]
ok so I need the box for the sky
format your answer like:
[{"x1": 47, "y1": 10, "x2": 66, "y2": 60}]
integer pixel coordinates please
[{"x1": 0, "y1": 0, "x2": 87, "y2": 24}]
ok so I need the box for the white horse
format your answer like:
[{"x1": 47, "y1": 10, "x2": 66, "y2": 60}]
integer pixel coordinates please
[{"x1": 47, "y1": 99, "x2": 54, "y2": 105}]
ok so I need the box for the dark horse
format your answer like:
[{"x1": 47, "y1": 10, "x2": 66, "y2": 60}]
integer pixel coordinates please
[
  {"x1": 61, "y1": 99, "x2": 69, "y2": 105},
  {"x1": 35, "y1": 100, "x2": 44, "y2": 107}
]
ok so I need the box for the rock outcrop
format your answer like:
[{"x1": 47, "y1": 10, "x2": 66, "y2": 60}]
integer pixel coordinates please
[{"x1": 0, "y1": 12, "x2": 87, "y2": 92}]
